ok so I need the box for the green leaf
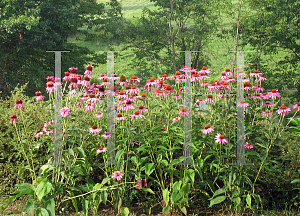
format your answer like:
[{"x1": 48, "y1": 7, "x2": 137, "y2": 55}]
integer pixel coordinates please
[
  {"x1": 181, "y1": 206, "x2": 187, "y2": 215},
  {"x1": 101, "y1": 191, "x2": 108, "y2": 205},
  {"x1": 82, "y1": 199, "x2": 89, "y2": 216},
  {"x1": 101, "y1": 177, "x2": 111, "y2": 186},
  {"x1": 246, "y1": 194, "x2": 251, "y2": 208},
  {"x1": 116, "y1": 149, "x2": 124, "y2": 162},
  {"x1": 35, "y1": 178, "x2": 53, "y2": 201},
  {"x1": 171, "y1": 190, "x2": 184, "y2": 202},
  {"x1": 66, "y1": 148, "x2": 74, "y2": 156},
  {"x1": 15, "y1": 183, "x2": 36, "y2": 192},
  {"x1": 145, "y1": 163, "x2": 155, "y2": 176},
  {"x1": 291, "y1": 179, "x2": 300, "y2": 184},
  {"x1": 169, "y1": 158, "x2": 182, "y2": 167},
  {"x1": 70, "y1": 191, "x2": 78, "y2": 213},
  {"x1": 119, "y1": 126, "x2": 127, "y2": 129},
  {"x1": 160, "y1": 159, "x2": 168, "y2": 167},
  {"x1": 232, "y1": 197, "x2": 241, "y2": 206},
  {"x1": 130, "y1": 156, "x2": 138, "y2": 166},
  {"x1": 209, "y1": 196, "x2": 227, "y2": 207},
  {"x1": 142, "y1": 187, "x2": 155, "y2": 194},
  {"x1": 162, "y1": 206, "x2": 171, "y2": 214},
  {"x1": 172, "y1": 180, "x2": 182, "y2": 192},
  {"x1": 35, "y1": 207, "x2": 49, "y2": 216},
  {"x1": 76, "y1": 147, "x2": 86, "y2": 158},
  {"x1": 44, "y1": 198, "x2": 55, "y2": 216},
  {"x1": 212, "y1": 188, "x2": 226, "y2": 198},
  {"x1": 163, "y1": 188, "x2": 170, "y2": 206},
  {"x1": 1, "y1": 196, "x2": 16, "y2": 214},
  {"x1": 186, "y1": 169, "x2": 195, "y2": 185},
  {"x1": 121, "y1": 207, "x2": 130, "y2": 216},
  {"x1": 26, "y1": 201, "x2": 35, "y2": 216}
]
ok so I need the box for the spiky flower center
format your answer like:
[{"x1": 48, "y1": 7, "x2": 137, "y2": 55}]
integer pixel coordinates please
[
  {"x1": 132, "y1": 86, "x2": 136, "y2": 89},
  {"x1": 131, "y1": 76, "x2": 137, "y2": 79},
  {"x1": 223, "y1": 82, "x2": 228, "y2": 85},
  {"x1": 221, "y1": 72, "x2": 226, "y2": 76},
  {"x1": 229, "y1": 76, "x2": 233, "y2": 79},
  {"x1": 84, "y1": 76, "x2": 90, "y2": 81},
  {"x1": 205, "y1": 125, "x2": 210, "y2": 129},
  {"x1": 159, "y1": 80, "x2": 164, "y2": 84},
  {"x1": 202, "y1": 67, "x2": 207, "y2": 70},
  {"x1": 200, "y1": 72, "x2": 205, "y2": 76},
  {"x1": 135, "y1": 111, "x2": 140, "y2": 115},
  {"x1": 65, "y1": 72, "x2": 70, "y2": 76},
  {"x1": 162, "y1": 74, "x2": 167, "y2": 77},
  {"x1": 254, "y1": 70, "x2": 259, "y2": 73},
  {"x1": 92, "y1": 125, "x2": 97, "y2": 129},
  {"x1": 297, "y1": 103, "x2": 300, "y2": 106},
  {"x1": 244, "y1": 82, "x2": 251, "y2": 86},
  {"x1": 280, "y1": 104, "x2": 287, "y2": 109},
  {"x1": 220, "y1": 135, "x2": 225, "y2": 139},
  {"x1": 175, "y1": 72, "x2": 181, "y2": 76},
  {"x1": 125, "y1": 85, "x2": 131, "y2": 90},
  {"x1": 16, "y1": 98, "x2": 22, "y2": 104},
  {"x1": 117, "y1": 113, "x2": 122, "y2": 117},
  {"x1": 119, "y1": 92, "x2": 125, "y2": 95},
  {"x1": 71, "y1": 77, "x2": 77, "y2": 83},
  {"x1": 176, "y1": 94, "x2": 179, "y2": 96},
  {"x1": 141, "y1": 94, "x2": 146, "y2": 97},
  {"x1": 150, "y1": 77, "x2": 156, "y2": 82},
  {"x1": 182, "y1": 108, "x2": 187, "y2": 112},
  {"x1": 225, "y1": 68, "x2": 230, "y2": 71},
  {"x1": 204, "y1": 81, "x2": 208, "y2": 83},
  {"x1": 272, "y1": 89, "x2": 277, "y2": 93},
  {"x1": 36, "y1": 92, "x2": 41, "y2": 96},
  {"x1": 120, "y1": 75, "x2": 126, "y2": 82},
  {"x1": 166, "y1": 85, "x2": 172, "y2": 90},
  {"x1": 208, "y1": 95, "x2": 213, "y2": 98}
]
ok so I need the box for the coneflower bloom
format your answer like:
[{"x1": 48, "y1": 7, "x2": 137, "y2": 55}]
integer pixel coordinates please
[
  {"x1": 118, "y1": 75, "x2": 129, "y2": 87},
  {"x1": 262, "y1": 111, "x2": 272, "y2": 116},
  {"x1": 179, "y1": 87, "x2": 185, "y2": 92},
  {"x1": 110, "y1": 74, "x2": 119, "y2": 81},
  {"x1": 116, "y1": 113, "x2": 126, "y2": 120},
  {"x1": 176, "y1": 76, "x2": 186, "y2": 84},
  {"x1": 135, "y1": 178, "x2": 142, "y2": 189},
  {"x1": 220, "y1": 72, "x2": 228, "y2": 80},
  {"x1": 61, "y1": 107, "x2": 70, "y2": 117},
  {"x1": 201, "y1": 125, "x2": 214, "y2": 134},
  {"x1": 35, "y1": 130, "x2": 43, "y2": 138},
  {"x1": 131, "y1": 111, "x2": 145, "y2": 120},
  {"x1": 262, "y1": 102, "x2": 273, "y2": 107},
  {"x1": 251, "y1": 93, "x2": 263, "y2": 101},
  {"x1": 260, "y1": 93, "x2": 271, "y2": 100},
  {"x1": 293, "y1": 102, "x2": 300, "y2": 111},
  {"x1": 138, "y1": 106, "x2": 148, "y2": 112},
  {"x1": 128, "y1": 86, "x2": 140, "y2": 94},
  {"x1": 250, "y1": 70, "x2": 262, "y2": 78},
  {"x1": 146, "y1": 77, "x2": 158, "y2": 89},
  {"x1": 205, "y1": 95, "x2": 213, "y2": 103},
  {"x1": 179, "y1": 107, "x2": 190, "y2": 116},
  {"x1": 117, "y1": 92, "x2": 128, "y2": 99},
  {"x1": 256, "y1": 76, "x2": 267, "y2": 82},
  {"x1": 276, "y1": 104, "x2": 291, "y2": 116},
  {"x1": 89, "y1": 125, "x2": 102, "y2": 134},
  {"x1": 87, "y1": 94, "x2": 100, "y2": 103},
  {"x1": 124, "y1": 100, "x2": 136, "y2": 110},
  {"x1": 268, "y1": 89, "x2": 281, "y2": 100},
  {"x1": 154, "y1": 89, "x2": 166, "y2": 98},
  {"x1": 130, "y1": 75, "x2": 142, "y2": 84},
  {"x1": 10, "y1": 114, "x2": 20, "y2": 124},
  {"x1": 215, "y1": 133, "x2": 228, "y2": 144},
  {"x1": 164, "y1": 85, "x2": 176, "y2": 94},
  {"x1": 245, "y1": 142, "x2": 254, "y2": 149},
  {"x1": 198, "y1": 66, "x2": 212, "y2": 74},
  {"x1": 191, "y1": 73, "x2": 201, "y2": 82},
  {"x1": 68, "y1": 77, "x2": 80, "y2": 89},
  {"x1": 198, "y1": 72, "x2": 210, "y2": 80},
  {"x1": 14, "y1": 98, "x2": 25, "y2": 109},
  {"x1": 63, "y1": 72, "x2": 71, "y2": 82},
  {"x1": 81, "y1": 75, "x2": 91, "y2": 87},
  {"x1": 85, "y1": 103, "x2": 95, "y2": 112},
  {"x1": 97, "y1": 74, "x2": 108, "y2": 81},
  {"x1": 238, "y1": 77, "x2": 250, "y2": 83},
  {"x1": 173, "y1": 94, "x2": 182, "y2": 99},
  {"x1": 84, "y1": 65, "x2": 93, "y2": 76},
  {"x1": 35, "y1": 91, "x2": 45, "y2": 101},
  {"x1": 235, "y1": 71, "x2": 248, "y2": 78},
  {"x1": 69, "y1": 67, "x2": 78, "y2": 73},
  {"x1": 227, "y1": 76, "x2": 236, "y2": 83},
  {"x1": 43, "y1": 120, "x2": 54, "y2": 135},
  {"x1": 160, "y1": 74, "x2": 171, "y2": 80},
  {"x1": 237, "y1": 100, "x2": 250, "y2": 108},
  {"x1": 76, "y1": 102, "x2": 84, "y2": 108},
  {"x1": 137, "y1": 94, "x2": 147, "y2": 100},
  {"x1": 252, "y1": 84, "x2": 265, "y2": 92},
  {"x1": 222, "y1": 68, "x2": 233, "y2": 76},
  {"x1": 112, "y1": 171, "x2": 123, "y2": 181},
  {"x1": 96, "y1": 147, "x2": 107, "y2": 153},
  {"x1": 180, "y1": 66, "x2": 197, "y2": 73},
  {"x1": 173, "y1": 71, "x2": 182, "y2": 79},
  {"x1": 244, "y1": 82, "x2": 252, "y2": 92},
  {"x1": 95, "y1": 113, "x2": 103, "y2": 119},
  {"x1": 46, "y1": 81, "x2": 55, "y2": 94},
  {"x1": 173, "y1": 116, "x2": 181, "y2": 121},
  {"x1": 102, "y1": 131, "x2": 112, "y2": 139},
  {"x1": 201, "y1": 81, "x2": 210, "y2": 87}
]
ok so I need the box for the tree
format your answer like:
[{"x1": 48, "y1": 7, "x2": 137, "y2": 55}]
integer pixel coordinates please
[{"x1": 0, "y1": 0, "x2": 108, "y2": 100}]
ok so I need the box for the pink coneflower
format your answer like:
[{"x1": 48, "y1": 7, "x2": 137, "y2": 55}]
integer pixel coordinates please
[
  {"x1": 179, "y1": 107, "x2": 190, "y2": 116},
  {"x1": 251, "y1": 93, "x2": 262, "y2": 101},
  {"x1": 46, "y1": 81, "x2": 55, "y2": 94},
  {"x1": 110, "y1": 74, "x2": 119, "y2": 81},
  {"x1": 43, "y1": 120, "x2": 54, "y2": 135},
  {"x1": 198, "y1": 114, "x2": 204, "y2": 117},
  {"x1": 191, "y1": 73, "x2": 201, "y2": 82},
  {"x1": 131, "y1": 111, "x2": 145, "y2": 120},
  {"x1": 262, "y1": 111, "x2": 272, "y2": 116},
  {"x1": 117, "y1": 92, "x2": 128, "y2": 99},
  {"x1": 96, "y1": 147, "x2": 107, "y2": 153},
  {"x1": 276, "y1": 104, "x2": 291, "y2": 116},
  {"x1": 69, "y1": 67, "x2": 78, "y2": 74},
  {"x1": 61, "y1": 107, "x2": 70, "y2": 117},
  {"x1": 227, "y1": 76, "x2": 236, "y2": 83},
  {"x1": 252, "y1": 84, "x2": 265, "y2": 92},
  {"x1": 130, "y1": 75, "x2": 142, "y2": 84},
  {"x1": 263, "y1": 102, "x2": 273, "y2": 107},
  {"x1": 163, "y1": 85, "x2": 176, "y2": 94},
  {"x1": 220, "y1": 72, "x2": 228, "y2": 80},
  {"x1": 89, "y1": 125, "x2": 102, "y2": 134},
  {"x1": 138, "y1": 106, "x2": 148, "y2": 112},
  {"x1": 198, "y1": 72, "x2": 210, "y2": 81},
  {"x1": 260, "y1": 93, "x2": 271, "y2": 100},
  {"x1": 180, "y1": 66, "x2": 197, "y2": 73},
  {"x1": 68, "y1": 77, "x2": 80, "y2": 89},
  {"x1": 244, "y1": 82, "x2": 252, "y2": 92},
  {"x1": 222, "y1": 68, "x2": 233, "y2": 76},
  {"x1": 146, "y1": 77, "x2": 158, "y2": 88},
  {"x1": 112, "y1": 171, "x2": 123, "y2": 181},
  {"x1": 173, "y1": 116, "x2": 181, "y2": 121},
  {"x1": 198, "y1": 66, "x2": 212, "y2": 74},
  {"x1": 81, "y1": 75, "x2": 91, "y2": 87},
  {"x1": 10, "y1": 114, "x2": 20, "y2": 124},
  {"x1": 237, "y1": 100, "x2": 250, "y2": 108},
  {"x1": 268, "y1": 89, "x2": 281, "y2": 100},
  {"x1": 76, "y1": 102, "x2": 84, "y2": 108},
  {"x1": 293, "y1": 102, "x2": 300, "y2": 111},
  {"x1": 137, "y1": 94, "x2": 147, "y2": 100},
  {"x1": 127, "y1": 86, "x2": 140, "y2": 94},
  {"x1": 160, "y1": 74, "x2": 171, "y2": 80},
  {"x1": 63, "y1": 72, "x2": 71, "y2": 82},
  {"x1": 176, "y1": 76, "x2": 185, "y2": 84},
  {"x1": 87, "y1": 94, "x2": 100, "y2": 103},
  {"x1": 245, "y1": 142, "x2": 254, "y2": 149},
  {"x1": 153, "y1": 89, "x2": 166, "y2": 98},
  {"x1": 201, "y1": 125, "x2": 215, "y2": 134},
  {"x1": 255, "y1": 76, "x2": 267, "y2": 82},
  {"x1": 135, "y1": 178, "x2": 142, "y2": 189},
  {"x1": 35, "y1": 130, "x2": 43, "y2": 138},
  {"x1": 14, "y1": 98, "x2": 25, "y2": 109},
  {"x1": 124, "y1": 100, "x2": 136, "y2": 110},
  {"x1": 35, "y1": 91, "x2": 45, "y2": 101},
  {"x1": 250, "y1": 70, "x2": 262, "y2": 78},
  {"x1": 116, "y1": 113, "x2": 126, "y2": 120},
  {"x1": 201, "y1": 81, "x2": 210, "y2": 87},
  {"x1": 205, "y1": 95, "x2": 213, "y2": 103},
  {"x1": 118, "y1": 75, "x2": 129, "y2": 87},
  {"x1": 173, "y1": 94, "x2": 182, "y2": 99},
  {"x1": 95, "y1": 113, "x2": 104, "y2": 119},
  {"x1": 102, "y1": 131, "x2": 112, "y2": 139},
  {"x1": 84, "y1": 65, "x2": 93, "y2": 76},
  {"x1": 85, "y1": 103, "x2": 95, "y2": 112},
  {"x1": 235, "y1": 71, "x2": 248, "y2": 78},
  {"x1": 215, "y1": 133, "x2": 228, "y2": 144}
]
